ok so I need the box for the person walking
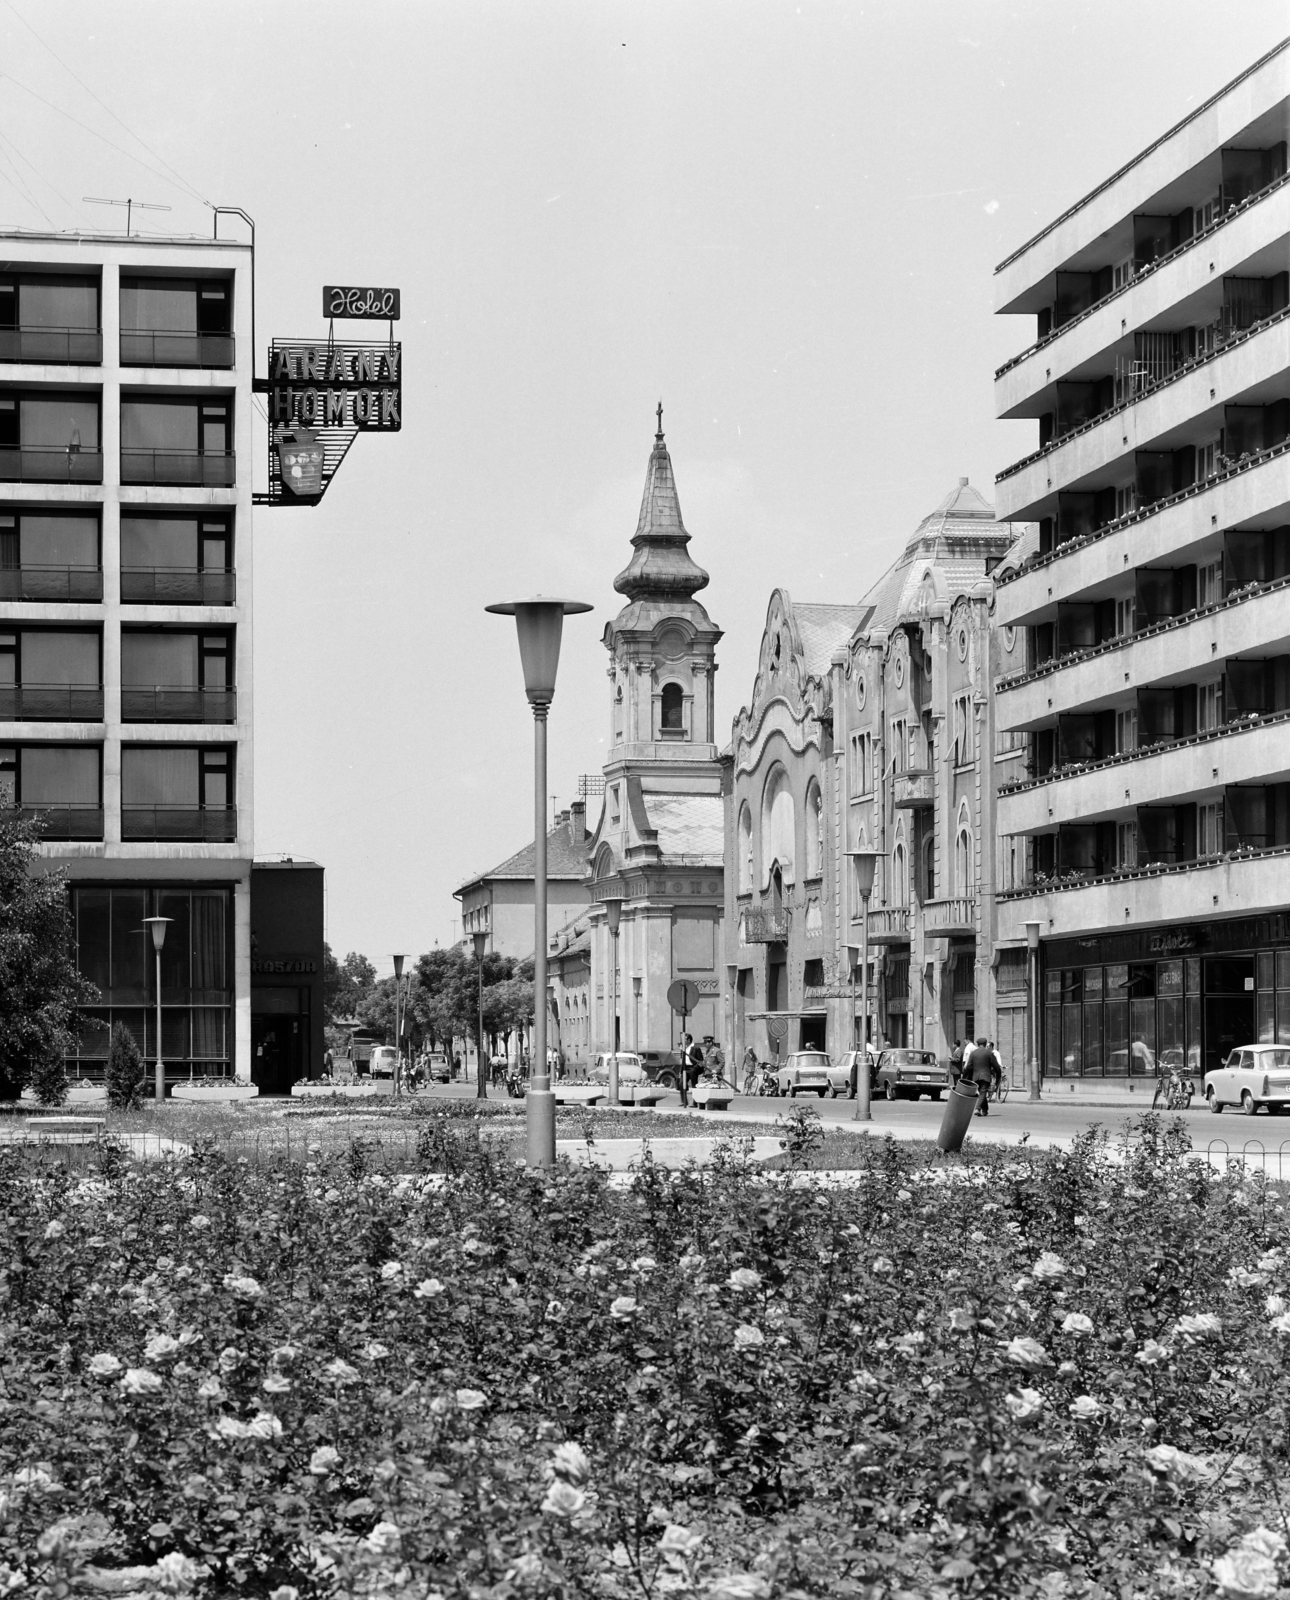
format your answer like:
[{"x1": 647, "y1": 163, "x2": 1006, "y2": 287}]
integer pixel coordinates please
[
  {"x1": 965, "y1": 1036, "x2": 995, "y2": 1117},
  {"x1": 741, "y1": 1045, "x2": 759, "y2": 1094},
  {"x1": 989, "y1": 1039, "x2": 1004, "y2": 1100},
  {"x1": 949, "y1": 1037, "x2": 965, "y2": 1088}
]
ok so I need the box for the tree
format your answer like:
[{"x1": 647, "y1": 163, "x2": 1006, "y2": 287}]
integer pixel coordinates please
[
  {"x1": 0, "y1": 816, "x2": 96, "y2": 1102},
  {"x1": 322, "y1": 945, "x2": 377, "y2": 1024},
  {"x1": 105, "y1": 1022, "x2": 145, "y2": 1110}
]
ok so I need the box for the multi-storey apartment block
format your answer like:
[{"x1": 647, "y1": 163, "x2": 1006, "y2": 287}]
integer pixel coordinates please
[
  {"x1": 992, "y1": 42, "x2": 1290, "y2": 1086},
  {"x1": 1, "y1": 227, "x2": 255, "y2": 1086}
]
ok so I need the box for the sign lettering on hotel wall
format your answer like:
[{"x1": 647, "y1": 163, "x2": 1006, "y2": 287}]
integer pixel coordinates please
[
  {"x1": 268, "y1": 343, "x2": 402, "y2": 432},
  {"x1": 323, "y1": 285, "x2": 400, "y2": 320}
]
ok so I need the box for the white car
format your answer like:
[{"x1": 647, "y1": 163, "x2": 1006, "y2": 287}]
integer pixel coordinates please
[
  {"x1": 1205, "y1": 1045, "x2": 1290, "y2": 1115},
  {"x1": 591, "y1": 1051, "x2": 645, "y2": 1084},
  {"x1": 773, "y1": 1050, "x2": 834, "y2": 1098}
]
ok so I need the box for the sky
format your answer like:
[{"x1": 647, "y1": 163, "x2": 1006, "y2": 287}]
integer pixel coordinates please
[{"x1": 1, "y1": 0, "x2": 1286, "y2": 971}]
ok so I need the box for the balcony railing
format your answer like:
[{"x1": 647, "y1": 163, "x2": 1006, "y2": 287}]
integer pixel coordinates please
[
  {"x1": 0, "y1": 327, "x2": 102, "y2": 365},
  {"x1": 0, "y1": 566, "x2": 103, "y2": 602},
  {"x1": 0, "y1": 804, "x2": 103, "y2": 840},
  {"x1": 893, "y1": 769, "x2": 934, "y2": 809},
  {"x1": 924, "y1": 896, "x2": 977, "y2": 936},
  {"x1": 121, "y1": 806, "x2": 236, "y2": 843},
  {"x1": 121, "y1": 687, "x2": 236, "y2": 724},
  {"x1": 119, "y1": 330, "x2": 235, "y2": 369},
  {"x1": 865, "y1": 907, "x2": 910, "y2": 943},
  {"x1": 1000, "y1": 839, "x2": 1288, "y2": 902},
  {"x1": 120, "y1": 450, "x2": 235, "y2": 488},
  {"x1": 0, "y1": 448, "x2": 103, "y2": 484},
  {"x1": 120, "y1": 569, "x2": 235, "y2": 605},
  {"x1": 0, "y1": 684, "x2": 103, "y2": 720},
  {"x1": 742, "y1": 907, "x2": 791, "y2": 943}
]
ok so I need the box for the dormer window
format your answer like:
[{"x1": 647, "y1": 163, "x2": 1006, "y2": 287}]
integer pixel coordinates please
[{"x1": 661, "y1": 682, "x2": 684, "y2": 733}]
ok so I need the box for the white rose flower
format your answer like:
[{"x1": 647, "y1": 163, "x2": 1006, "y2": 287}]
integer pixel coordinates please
[
  {"x1": 1241, "y1": 1528, "x2": 1288, "y2": 1560},
  {"x1": 324, "y1": 1359, "x2": 359, "y2": 1383},
  {"x1": 1031, "y1": 1252, "x2": 1067, "y2": 1281},
  {"x1": 1213, "y1": 1548, "x2": 1278, "y2": 1596},
  {"x1": 88, "y1": 1353, "x2": 122, "y2": 1378},
  {"x1": 632, "y1": 1256, "x2": 657, "y2": 1273},
  {"x1": 362, "y1": 1522, "x2": 401, "y2": 1557},
  {"x1": 10, "y1": 1466, "x2": 56, "y2": 1494},
  {"x1": 262, "y1": 1374, "x2": 292, "y2": 1394},
  {"x1": 1229, "y1": 1267, "x2": 1267, "y2": 1289},
  {"x1": 1004, "y1": 1388, "x2": 1044, "y2": 1420},
  {"x1": 244, "y1": 1411, "x2": 283, "y2": 1440},
  {"x1": 1265, "y1": 1295, "x2": 1287, "y2": 1317},
  {"x1": 1175, "y1": 1313, "x2": 1222, "y2": 1339},
  {"x1": 734, "y1": 1323, "x2": 765, "y2": 1350},
  {"x1": 455, "y1": 1388, "x2": 487, "y2": 1410},
  {"x1": 43, "y1": 1221, "x2": 64, "y2": 1240},
  {"x1": 947, "y1": 1308, "x2": 976, "y2": 1333},
  {"x1": 706, "y1": 1575, "x2": 770, "y2": 1600},
  {"x1": 1270, "y1": 1312, "x2": 1290, "y2": 1337},
  {"x1": 726, "y1": 1268, "x2": 761, "y2": 1291},
  {"x1": 1061, "y1": 1312, "x2": 1094, "y2": 1336},
  {"x1": 871, "y1": 1258, "x2": 893, "y2": 1276},
  {"x1": 541, "y1": 1479, "x2": 586, "y2": 1517},
  {"x1": 379, "y1": 1261, "x2": 403, "y2": 1281},
  {"x1": 221, "y1": 1274, "x2": 263, "y2": 1299},
  {"x1": 610, "y1": 1296, "x2": 638, "y2": 1320},
  {"x1": 1145, "y1": 1444, "x2": 1210, "y2": 1481},
  {"x1": 153, "y1": 1552, "x2": 204, "y2": 1592},
  {"x1": 216, "y1": 1416, "x2": 249, "y2": 1439},
  {"x1": 1069, "y1": 1395, "x2": 1102, "y2": 1420},
  {"x1": 1003, "y1": 1336, "x2": 1050, "y2": 1370},
  {"x1": 658, "y1": 1523, "x2": 703, "y2": 1555},
  {"x1": 196, "y1": 1377, "x2": 224, "y2": 1401},
  {"x1": 413, "y1": 1278, "x2": 444, "y2": 1299},
  {"x1": 551, "y1": 1441, "x2": 590, "y2": 1482},
  {"x1": 1135, "y1": 1338, "x2": 1171, "y2": 1366},
  {"x1": 143, "y1": 1333, "x2": 182, "y2": 1362},
  {"x1": 120, "y1": 1367, "x2": 163, "y2": 1395},
  {"x1": 188, "y1": 1215, "x2": 211, "y2": 1231},
  {"x1": 361, "y1": 1341, "x2": 390, "y2": 1360},
  {"x1": 308, "y1": 1446, "x2": 341, "y2": 1476}
]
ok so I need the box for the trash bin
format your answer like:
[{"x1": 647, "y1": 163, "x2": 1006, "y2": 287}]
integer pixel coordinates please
[{"x1": 937, "y1": 1081, "x2": 980, "y2": 1154}]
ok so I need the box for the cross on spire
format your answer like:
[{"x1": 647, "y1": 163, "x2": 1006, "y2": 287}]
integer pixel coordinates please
[{"x1": 655, "y1": 399, "x2": 664, "y2": 439}]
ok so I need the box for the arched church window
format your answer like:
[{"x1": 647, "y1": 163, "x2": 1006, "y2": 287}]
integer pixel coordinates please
[{"x1": 661, "y1": 682, "x2": 684, "y2": 732}]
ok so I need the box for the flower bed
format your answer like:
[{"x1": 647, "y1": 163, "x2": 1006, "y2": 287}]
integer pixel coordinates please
[{"x1": 1, "y1": 1119, "x2": 1289, "y2": 1597}]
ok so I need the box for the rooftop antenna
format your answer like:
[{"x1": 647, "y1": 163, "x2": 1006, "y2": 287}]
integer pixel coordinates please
[{"x1": 83, "y1": 196, "x2": 172, "y2": 236}]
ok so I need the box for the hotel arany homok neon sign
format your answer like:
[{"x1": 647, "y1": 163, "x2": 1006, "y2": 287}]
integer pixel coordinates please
[{"x1": 253, "y1": 284, "x2": 402, "y2": 505}]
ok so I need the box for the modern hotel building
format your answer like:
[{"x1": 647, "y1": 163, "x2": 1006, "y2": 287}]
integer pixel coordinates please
[
  {"x1": 1, "y1": 227, "x2": 255, "y2": 1085},
  {"x1": 992, "y1": 42, "x2": 1290, "y2": 1084}
]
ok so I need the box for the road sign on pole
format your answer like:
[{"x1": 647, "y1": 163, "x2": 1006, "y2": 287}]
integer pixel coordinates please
[{"x1": 667, "y1": 980, "x2": 701, "y2": 1108}]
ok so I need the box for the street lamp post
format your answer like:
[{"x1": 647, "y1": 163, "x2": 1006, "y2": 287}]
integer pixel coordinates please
[
  {"x1": 1025, "y1": 920, "x2": 1042, "y2": 1101},
  {"x1": 391, "y1": 955, "x2": 406, "y2": 1096},
  {"x1": 486, "y1": 595, "x2": 593, "y2": 1168},
  {"x1": 605, "y1": 897, "x2": 622, "y2": 1105},
  {"x1": 847, "y1": 850, "x2": 877, "y2": 1124},
  {"x1": 472, "y1": 931, "x2": 488, "y2": 1099},
  {"x1": 143, "y1": 916, "x2": 172, "y2": 1104}
]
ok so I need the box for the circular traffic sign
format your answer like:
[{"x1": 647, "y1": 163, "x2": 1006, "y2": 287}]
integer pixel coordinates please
[{"x1": 667, "y1": 979, "x2": 701, "y2": 1015}]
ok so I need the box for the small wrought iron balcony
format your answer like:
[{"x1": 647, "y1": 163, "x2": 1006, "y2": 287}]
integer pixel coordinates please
[
  {"x1": 120, "y1": 687, "x2": 236, "y2": 724},
  {"x1": 0, "y1": 566, "x2": 103, "y2": 601},
  {"x1": 0, "y1": 684, "x2": 104, "y2": 721},
  {"x1": 121, "y1": 805, "x2": 236, "y2": 843},
  {"x1": 742, "y1": 906, "x2": 792, "y2": 943},
  {"x1": 0, "y1": 327, "x2": 102, "y2": 365},
  {"x1": 119, "y1": 330, "x2": 235, "y2": 369},
  {"x1": 120, "y1": 450, "x2": 235, "y2": 488},
  {"x1": 120, "y1": 569, "x2": 235, "y2": 605},
  {"x1": 0, "y1": 447, "x2": 103, "y2": 484},
  {"x1": 893, "y1": 769, "x2": 934, "y2": 809}
]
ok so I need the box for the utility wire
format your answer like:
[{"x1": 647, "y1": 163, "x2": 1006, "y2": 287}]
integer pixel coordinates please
[
  {"x1": 0, "y1": 138, "x2": 52, "y2": 226},
  {"x1": 2, "y1": 0, "x2": 209, "y2": 205},
  {"x1": 0, "y1": 122, "x2": 75, "y2": 214}
]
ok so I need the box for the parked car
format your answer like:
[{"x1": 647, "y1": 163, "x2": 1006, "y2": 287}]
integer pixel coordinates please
[
  {"x1": 369, "y1": 1045, "x2": 398, "y2": 1079},
  {"x1": 591, "y1": 1051, "x2": 645, "y2": 1084},
  {"x1": 829, "y1": 1049, "x2": 876, "y2": 1098},
  {"x1": 874, "y1": 1048, "x2": 948, "y2": 1101},
  {"x1": 1204, "y1": 1044, "x2": 1290, "y2": 1114},
  {"x1": 426, "y1": 1051, "x2": 451, "y2": 1083},
  {"x1": 637, "y1": 1049, "x2": 690, "y2": 1090},
  {"x1": 772, "y1": 1050, "x2": 834, "y2": 1098}
]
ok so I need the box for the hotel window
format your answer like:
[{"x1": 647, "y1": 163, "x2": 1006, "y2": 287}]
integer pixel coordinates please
[
  {"x1": 1196, "y1": 438, "x2": 1219, "y2": 480},
  {"x1": 1198, "y1": 800, "x2": 1224, "y2": 857},
  {"x1": 1198, "y1": 557, "x2": 1224, "y2": 609},
  {"x1": 121, "y1": 745, "x2": 234, "y2": 842},
  {"x1": 70, "y1": 885, "x2": 232, "y2": 1079},
  {"x1": 0, "y1": 273, "x2": 100, "y2": 364},
  {"x1": 1117, "y1": 821, "x2": 1137, "y2": 870},
  {"x1": 1199, "y1": 678, "x2": 1224, "y2": 732},
  {"x1": 1115, "y1": 596, "x2": 1136, "y2": 638},
  {"x1": 120, "y1": 513, "x2": 234, "y2": 605},
  {"x1": 1115, "y1": 484, "x2": 1137, "y2": 521},
  {"x1": 119, "y1": 278, "x2": 233, "y2": 368},
  {"x1": 120, "y1": 397, "x2": 234, "y2": 487},
  {"x1": 0, "y1": 509, "x2": 100, "y2": 601},
  {"x1": 0, "y1": 744, "x2": 101, "y2": 839},
  {"x1": 0, "y1": 392, "x2": 101, "y2": 483},
  {"x1": 1116, "y1": 708, "x2": 1138, "y2": 754},
  {"x1": 0, "y1": 628, "x2": 101, "y2": 720},
  {"x1": 121, "y1": 630, "x2": 234, "y2": 723}
]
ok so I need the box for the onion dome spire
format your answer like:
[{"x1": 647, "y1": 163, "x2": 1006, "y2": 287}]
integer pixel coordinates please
[{"x1": 612, "y1": 403, "x2": 710, "y2": 602}]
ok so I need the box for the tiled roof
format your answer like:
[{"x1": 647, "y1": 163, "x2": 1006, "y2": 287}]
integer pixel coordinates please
[
  {"x1": 642, "y1": 793, "x2": 725, "y2": 864},
  {"x1": 457, "y1": 816, "x2": 590, "y2": 891},
  {"x1": 792, "y1": 602, "x2": 873, "y2": 679}
]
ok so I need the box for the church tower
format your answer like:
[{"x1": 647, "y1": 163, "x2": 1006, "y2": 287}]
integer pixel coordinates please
[{"x1": 585, "y1": 412, "x2": 726, "y2": 1056}]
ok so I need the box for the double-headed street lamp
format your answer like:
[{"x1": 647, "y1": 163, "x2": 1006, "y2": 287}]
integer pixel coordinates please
[
  {"x1": 847, "y1": 849, "x2": 877, "y2": 1124},
  {"x1": 143, "y1": 915, "x2": 172, "y2": 1104},
  {"x1": 486, "y1": 595, "x2": 593, "y2": 1168},
  {"x1": 471, "y1": 930, "x2": 488, "y2": 1100},
  {"x1": 1025, "y1": 920, "x2": 1043, "y2": 1101}
]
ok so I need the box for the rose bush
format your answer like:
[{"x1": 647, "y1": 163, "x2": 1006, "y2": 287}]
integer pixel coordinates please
[{"x1": 0, "y1": 1120, "x2": 1288, "y2": 1596}]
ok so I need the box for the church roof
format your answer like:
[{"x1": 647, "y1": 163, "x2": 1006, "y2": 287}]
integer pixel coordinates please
[
  {"x1": 612, "y1": 411, "x2": 710, "y2": 603},
  {"x1": 641, "y1": 793, "x2": 725, "y2": 865},
  {"x1": 455, "y1": 813, "x2": 590, "y2": 893}
]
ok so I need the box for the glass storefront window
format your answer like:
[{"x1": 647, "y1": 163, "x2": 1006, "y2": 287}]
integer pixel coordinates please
[
  {"x1": 1084, "y1": 966, "x2": 1104, "y2": 1000},
  {"x1": 1083, "y1": 1004, "x2": 1104, "y2": 1074},
  {"x1": 1129, "y1": 1000, "x2": 1156, "y2": 1073},
  {"x1": 1106, "y1": 1000, "x2": 1128, "y2": 1073},
  {"x1": 1277, "y1": 994, "x2": 1290, "y2": 1046},
  {"x1": 1278, "y1": 950, "x2": 1290, "y2": 991},
  {"x1": 1186, "y1": 958, "x2": 1201, "y2": 994},
  {"x1": 1259, "y1": 992, "x2": 1276, "y2": 1043},
  {"x1": 1158, "y1": 996, "x2": 1184, "y2": 1067},
  {"x1": 1186, "y1": 996, "x2": 1202, "y2": 1072},
  {"x1": 1106, "y1": 964, "x2": 1130, "y2": 998},
  {"x1": 1062, "y1": 1004, "x2": 1082, "y2": 1075},
  {"x1": 1044, "y1": 1006, "x2": 1061, "y2": 1075},
  {"x1": 1158, "y1": 961, "x2": 1183, "y2": 998},
  {"x1": 1258, "y1": 951, "x2": 1275, "y2": 991}
]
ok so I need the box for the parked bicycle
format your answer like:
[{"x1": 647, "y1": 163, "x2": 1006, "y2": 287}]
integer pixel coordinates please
[{"x1": 1152, "y1": 1064, "x2": 1194, "y2": 1111}]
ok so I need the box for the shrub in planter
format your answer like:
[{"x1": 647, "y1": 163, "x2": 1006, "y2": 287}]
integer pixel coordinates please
[
  {"x1": 105, "y1": 1021, "x2": 145, "y2": 1109},
  {"x1": 29, "y1": 1050, "x2": 69, "y2": 1106}
]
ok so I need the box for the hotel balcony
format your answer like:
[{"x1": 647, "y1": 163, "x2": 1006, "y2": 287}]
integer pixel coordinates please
[
  {"x1": 864, "y1": 907, "x2": 910, "y2": 944},
  {"x1": 999, "y1": 711, "x2": 1290, "y2": 835},
  {"x1": 742, "y1": 907, "x2": 791, "y2": 943},
  {"x1": 120, "y1": 687, "x2": 236, "y2": 724},
  {"x1": 0, "y1": 327, "x2": 102, "y2": 365},
  {"x1": 997, "y1": 580, "x2": 1290, "y2": 733},
  {"x1": 120, "y1": 450, "x2": 235, "y2": 489},
  {"x1": 120, "y1": 570, "x2": 235, "y2": 606},
  {"x1": 893, "y1": 769, "x2": 934, "y2": 809},
  {"x1": 0, "y1": 684, "x2": 103, "y2": 721},
  {"x1": 120, "y1": 806, "x2": 236, "y2": 843},
  {"x1": 0, "y1": 566, "x2": 103, "y2": 602},
  {"x1": 119, "y1": 331, "x2": 235, "y2": 369},
  {"x1": 0, "y1": 447, "x2": 102, "y2": 485},
  {"x1": 1000, "y1": 846, "x2": 1290, "y2": 941},
  {"x1": 924, "y1": 896, "x2": 977, "y2": 936},
  {"x1": 994, "y1": 450, "x2": 1290, "y2": 627},
  {"x1": 994, "y1": 317, "x2": 1290, "y2": 522},
  {"x1": 0, "y1": 804, "x2": 103, "y2": 841}
]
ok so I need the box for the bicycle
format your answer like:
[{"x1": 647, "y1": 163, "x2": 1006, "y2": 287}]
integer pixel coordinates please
[
  {"x1": 988, "y1": 1073, "x2": 1010, "y2": 1104},
  {"x1": 1152, "y1": 1069, "x2": 1194, "y2": 1111}
]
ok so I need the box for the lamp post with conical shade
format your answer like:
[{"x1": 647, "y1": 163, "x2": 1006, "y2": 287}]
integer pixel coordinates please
[
  {"x1": 486, "y1": 596, "x2": 593, "y2": 1167},
  {"x1": 143, "y1": 916, "x2": 172, "y2": 1104}
]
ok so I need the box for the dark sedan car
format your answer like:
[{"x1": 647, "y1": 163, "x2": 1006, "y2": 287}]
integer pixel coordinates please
[{"x1": 874, "y1": 1048, "x2": 949, "y2": 1101}]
